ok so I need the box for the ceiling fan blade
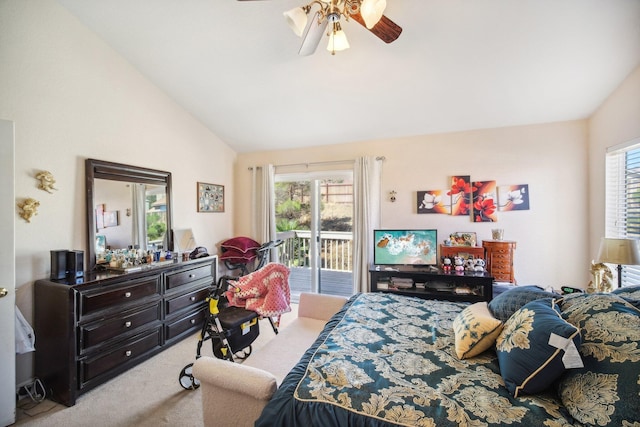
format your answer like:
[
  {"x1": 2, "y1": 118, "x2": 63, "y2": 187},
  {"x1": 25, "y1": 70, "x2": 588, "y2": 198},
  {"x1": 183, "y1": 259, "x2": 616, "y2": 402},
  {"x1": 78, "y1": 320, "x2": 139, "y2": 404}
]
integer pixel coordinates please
[
  {"x1": 298, "y1": 12, "x2": 328, "y2": 56},
  {"x1": 350, "y1": 12, "x2": 402, "y2": 44}
]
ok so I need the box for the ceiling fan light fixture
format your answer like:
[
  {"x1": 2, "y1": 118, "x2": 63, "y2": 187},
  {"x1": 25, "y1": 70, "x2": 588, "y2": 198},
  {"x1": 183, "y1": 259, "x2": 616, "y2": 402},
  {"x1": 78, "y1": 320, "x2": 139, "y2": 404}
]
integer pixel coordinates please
[
  {"x1": 360, "y1": 0, "x2": 386, "y2": 29},
  {"x1": 327, "y1": 21, "x2": 349, "y2": 55},
  {"x1": 284, "y1": 6, "x2": 309, "y2": 37}
]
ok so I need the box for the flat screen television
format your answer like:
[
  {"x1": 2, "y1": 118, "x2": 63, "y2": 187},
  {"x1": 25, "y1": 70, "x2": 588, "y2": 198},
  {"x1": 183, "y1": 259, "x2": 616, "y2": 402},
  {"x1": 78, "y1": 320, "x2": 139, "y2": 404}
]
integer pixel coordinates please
[{"x1": 374, "y1": 229, "x2": 438, "y2": 266}]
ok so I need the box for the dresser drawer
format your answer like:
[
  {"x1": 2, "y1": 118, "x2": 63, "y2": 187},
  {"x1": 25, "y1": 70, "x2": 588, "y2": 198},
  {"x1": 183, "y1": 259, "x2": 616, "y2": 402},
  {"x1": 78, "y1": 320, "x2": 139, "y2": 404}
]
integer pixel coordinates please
[
  {"x1": 165, "y1": 307, "x2": 206, "y2": 341},
  {"x1": 493, "y1": 272, "x2": 513, "y2": 281},
  {"x1": 79, "y1": 276, "x2": 161, "y2": 317},
  {"x1": 79, "y1": 327, "x2": 162, "y2": 387},
  {"x1": 492, "y1": 268, "x2": 511, "y2": 276},
  {"x1": 491, "y1": 251, "x2": 512, "y2": 259},
  {"x1": 166, "y1": 287, "x2": 209, "y2": 317},
  {"x1": 491, "y1": 259, "x2": 512, "y2": 268},
  {"x1": 79, "y1": 302, "x2": 162, "y2": 353},
  {"x1": 165, "y1": 264, "x2": 213, "y2": 291}
]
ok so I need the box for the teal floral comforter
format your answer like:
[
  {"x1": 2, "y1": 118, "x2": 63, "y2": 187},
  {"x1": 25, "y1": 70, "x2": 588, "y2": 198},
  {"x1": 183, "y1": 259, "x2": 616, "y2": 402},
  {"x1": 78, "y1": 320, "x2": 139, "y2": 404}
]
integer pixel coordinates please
[{"x1": 256, "y1": 293, "x2": 575, "y2": 427}]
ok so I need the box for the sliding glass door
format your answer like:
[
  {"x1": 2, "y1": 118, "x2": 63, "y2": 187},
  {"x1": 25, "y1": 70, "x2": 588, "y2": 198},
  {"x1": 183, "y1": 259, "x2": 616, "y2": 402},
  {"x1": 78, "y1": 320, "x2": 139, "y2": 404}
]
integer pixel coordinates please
[{"x1": 275, "y1": 172, "x2": 354, "y2": 301}]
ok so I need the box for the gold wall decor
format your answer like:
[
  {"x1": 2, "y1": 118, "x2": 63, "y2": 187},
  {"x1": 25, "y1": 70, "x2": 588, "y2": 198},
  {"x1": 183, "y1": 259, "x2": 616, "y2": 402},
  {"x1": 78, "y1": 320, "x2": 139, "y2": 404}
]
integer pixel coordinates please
[
  {"x1": 35, "y1": 170, "x2": 57, "y2": 193},
  {"x1": 587, "y1": 261, "x2": 614, "y2": 293},
  {"x1": 17, "y1": 198, "x2": 40, "y2": 223}
]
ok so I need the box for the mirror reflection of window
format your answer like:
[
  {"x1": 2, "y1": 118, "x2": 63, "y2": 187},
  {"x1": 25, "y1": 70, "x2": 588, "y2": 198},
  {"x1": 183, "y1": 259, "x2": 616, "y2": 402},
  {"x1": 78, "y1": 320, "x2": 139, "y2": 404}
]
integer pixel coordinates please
[
  {"x1": 145, "y1": 184, "x2": 168, "y2": 250},
  {"x1": 94, "y1": 179, "x2": 168, "y2": 252}
]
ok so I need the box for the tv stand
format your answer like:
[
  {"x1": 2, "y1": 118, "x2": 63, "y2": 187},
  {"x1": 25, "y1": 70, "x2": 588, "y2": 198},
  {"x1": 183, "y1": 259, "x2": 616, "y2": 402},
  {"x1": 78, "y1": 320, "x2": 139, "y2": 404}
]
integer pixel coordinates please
[
  {"x1": 370, "y1": 265, "x2": 494, "y2": 302},
  {"x1": 411, "y1": 265, "x2": 438, "y2": 271}
]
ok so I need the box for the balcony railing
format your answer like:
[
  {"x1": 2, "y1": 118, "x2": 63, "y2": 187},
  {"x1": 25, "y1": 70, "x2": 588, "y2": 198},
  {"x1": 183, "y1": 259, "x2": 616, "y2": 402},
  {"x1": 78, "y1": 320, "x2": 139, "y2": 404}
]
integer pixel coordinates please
[{"x1": 277, "y1": 230, "x2": 353, "y2": 272}]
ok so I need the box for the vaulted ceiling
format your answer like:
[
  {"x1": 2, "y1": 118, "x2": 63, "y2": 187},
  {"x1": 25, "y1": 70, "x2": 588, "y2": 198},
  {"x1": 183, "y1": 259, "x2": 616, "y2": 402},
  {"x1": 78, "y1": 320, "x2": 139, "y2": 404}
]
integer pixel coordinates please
[{"x1": 55, "y1": 0, "x2": 640, "y2": 153}]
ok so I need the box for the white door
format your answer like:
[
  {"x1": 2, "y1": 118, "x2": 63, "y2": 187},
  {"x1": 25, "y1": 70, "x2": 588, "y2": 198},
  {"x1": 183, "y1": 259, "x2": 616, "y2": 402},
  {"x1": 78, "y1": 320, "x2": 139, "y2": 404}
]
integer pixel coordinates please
[{"x1": 0, "y1": 120, "x2": 16, "y2": 425}]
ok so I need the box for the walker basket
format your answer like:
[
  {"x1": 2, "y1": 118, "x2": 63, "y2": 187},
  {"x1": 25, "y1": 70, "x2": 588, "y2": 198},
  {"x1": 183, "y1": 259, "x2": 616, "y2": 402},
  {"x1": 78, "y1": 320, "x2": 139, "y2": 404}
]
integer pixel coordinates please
[{"x1": 217, "y1": 306, "x2": 260, "y2": 353}]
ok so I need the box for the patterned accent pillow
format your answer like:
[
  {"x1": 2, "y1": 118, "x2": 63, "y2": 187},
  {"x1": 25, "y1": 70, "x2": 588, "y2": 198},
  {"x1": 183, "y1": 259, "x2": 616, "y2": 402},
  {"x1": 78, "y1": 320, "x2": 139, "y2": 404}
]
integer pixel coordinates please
[
  {"x1": 488, "y1": 285, "x2": 557, "y2": 322},
  {"x1": 453, "y1": 302, "x2": 504, "y2": 359},
  {"x1": 556, "y1": 293, "x2": 640, "y2": 426},
  {"x1": 496, "y1": 298, "x2": 582, "y2": 397}
]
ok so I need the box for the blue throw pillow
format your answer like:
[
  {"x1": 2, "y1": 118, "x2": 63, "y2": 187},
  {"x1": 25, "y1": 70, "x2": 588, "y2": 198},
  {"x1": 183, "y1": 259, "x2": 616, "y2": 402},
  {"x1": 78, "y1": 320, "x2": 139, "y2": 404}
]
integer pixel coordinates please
[
  {"x1": 556, "y1": 293, "x2": 640, "y2": 427},
  {"x1": 488, "y1": 285, "x2": 557, "y2": 322},
  {"x1": 496, "y1": 298, "x2": 582, "y2": 397}
]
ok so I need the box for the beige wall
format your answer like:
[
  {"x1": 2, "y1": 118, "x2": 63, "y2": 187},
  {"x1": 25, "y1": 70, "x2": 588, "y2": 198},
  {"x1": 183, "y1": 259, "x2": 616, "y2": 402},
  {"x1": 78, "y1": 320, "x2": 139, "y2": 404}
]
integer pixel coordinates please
[
  {"x1": 0, "y1": 1, "x2": 237, "y2": 385},
  {"x1": 588, "y1": 65, "x2": 640, "y2": 257},
  {"x1": 236, "y1": 120, "x2": 590, "y2": 289}
]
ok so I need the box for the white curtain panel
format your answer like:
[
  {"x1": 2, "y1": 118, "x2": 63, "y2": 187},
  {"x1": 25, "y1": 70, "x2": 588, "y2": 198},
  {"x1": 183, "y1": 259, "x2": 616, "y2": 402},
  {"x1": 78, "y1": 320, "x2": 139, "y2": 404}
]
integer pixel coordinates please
[
  {"x1": 131, "y1": 183, "x2": 147, "y2": 249},
  {"x1": 252, "y1": 164, "x2": 279, "y2": 263},
  {"x1": 353, "y1": 156, "x2": 382, "y2": 293}
]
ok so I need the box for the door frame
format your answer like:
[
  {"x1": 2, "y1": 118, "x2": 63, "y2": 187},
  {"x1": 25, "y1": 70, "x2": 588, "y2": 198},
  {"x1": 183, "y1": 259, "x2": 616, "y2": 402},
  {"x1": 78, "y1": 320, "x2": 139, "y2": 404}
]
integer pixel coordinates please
[{"x1": 0, "y1": 119, "x2": 16, "y2": 425}]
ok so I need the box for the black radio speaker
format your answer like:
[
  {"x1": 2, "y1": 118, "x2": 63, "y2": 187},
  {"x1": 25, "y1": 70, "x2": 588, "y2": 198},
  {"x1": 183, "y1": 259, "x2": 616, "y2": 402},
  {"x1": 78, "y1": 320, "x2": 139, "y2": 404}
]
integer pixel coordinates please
[
  {"x1": 67, "y1": 250, "x2": 84, "y2": 277},
  {"x1": 50, "y1": 250, "x2": 68, "y2": 280}
]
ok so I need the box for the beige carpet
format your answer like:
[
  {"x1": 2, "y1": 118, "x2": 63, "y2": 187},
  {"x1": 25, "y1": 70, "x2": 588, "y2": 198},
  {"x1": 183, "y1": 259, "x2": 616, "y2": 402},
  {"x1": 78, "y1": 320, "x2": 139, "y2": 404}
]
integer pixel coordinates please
[{"x1": 15, "y1": 304, "x2": 298, "y2": 427}]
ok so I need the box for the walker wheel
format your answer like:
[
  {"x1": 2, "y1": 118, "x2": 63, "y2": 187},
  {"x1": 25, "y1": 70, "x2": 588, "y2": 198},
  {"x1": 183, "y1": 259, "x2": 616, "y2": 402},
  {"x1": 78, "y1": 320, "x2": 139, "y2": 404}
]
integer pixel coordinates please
[{"x1": 179, "y1": 363, "x2": 200, "y2": 390}]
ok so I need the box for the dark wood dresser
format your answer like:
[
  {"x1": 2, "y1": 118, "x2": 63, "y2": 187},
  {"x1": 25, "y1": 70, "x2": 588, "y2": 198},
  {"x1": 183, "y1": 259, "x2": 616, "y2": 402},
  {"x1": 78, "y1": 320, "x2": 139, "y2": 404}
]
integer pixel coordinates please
[{"x1": 34, "y1": 256, "x2": 217, "y2": 406}]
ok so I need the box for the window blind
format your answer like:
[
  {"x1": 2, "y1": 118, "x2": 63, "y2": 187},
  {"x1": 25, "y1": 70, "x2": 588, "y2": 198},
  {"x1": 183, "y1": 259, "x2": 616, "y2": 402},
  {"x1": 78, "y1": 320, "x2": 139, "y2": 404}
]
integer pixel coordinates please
[{"x1": 605, "y1": 139, "x2": 640, "y2": 286}]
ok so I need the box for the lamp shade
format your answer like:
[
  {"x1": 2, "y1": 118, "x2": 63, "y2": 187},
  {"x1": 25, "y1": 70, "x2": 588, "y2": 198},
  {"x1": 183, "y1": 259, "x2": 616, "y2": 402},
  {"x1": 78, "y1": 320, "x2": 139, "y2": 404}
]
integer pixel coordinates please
[
  {"x1": 596, "y1": 238, "x2": 640, "y2": 266},
  {"x1": 360, "y1": 0, "x2": 386, "y2": 29},
  {"x1": 284, "y1": 7, "x2": 308, "y2": 37},
  {"x1": 327, "y1": 23, "x2": 349, "y2": 54}
]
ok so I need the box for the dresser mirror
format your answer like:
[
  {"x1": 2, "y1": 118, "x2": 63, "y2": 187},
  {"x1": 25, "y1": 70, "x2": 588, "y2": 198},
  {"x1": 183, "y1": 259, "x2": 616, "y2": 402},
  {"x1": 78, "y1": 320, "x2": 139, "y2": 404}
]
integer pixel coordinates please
[{"x1": 85, "y1": 158, "x2": 173, "y2": 271}]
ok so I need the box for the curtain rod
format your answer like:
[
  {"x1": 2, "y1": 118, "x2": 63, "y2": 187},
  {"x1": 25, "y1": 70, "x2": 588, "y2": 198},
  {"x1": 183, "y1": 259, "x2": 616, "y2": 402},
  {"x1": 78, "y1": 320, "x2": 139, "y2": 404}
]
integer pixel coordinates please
[{"x1": 248, "y1": 156, "x2": 385, "y2": 170}]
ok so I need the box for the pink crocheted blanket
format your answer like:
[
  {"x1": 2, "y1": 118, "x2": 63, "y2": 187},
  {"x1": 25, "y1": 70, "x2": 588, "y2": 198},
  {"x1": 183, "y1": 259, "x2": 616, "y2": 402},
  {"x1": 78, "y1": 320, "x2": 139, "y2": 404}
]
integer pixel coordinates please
[{"x1": 225, "y1": 263, "x2": 291, "y2": 318}]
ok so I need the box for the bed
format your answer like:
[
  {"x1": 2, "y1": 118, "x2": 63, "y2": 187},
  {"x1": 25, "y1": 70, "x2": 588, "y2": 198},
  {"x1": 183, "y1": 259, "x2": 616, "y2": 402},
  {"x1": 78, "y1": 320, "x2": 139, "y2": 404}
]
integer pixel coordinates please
[{"x1": 255, "y1": 289, "x2": 640, "y2": 427}]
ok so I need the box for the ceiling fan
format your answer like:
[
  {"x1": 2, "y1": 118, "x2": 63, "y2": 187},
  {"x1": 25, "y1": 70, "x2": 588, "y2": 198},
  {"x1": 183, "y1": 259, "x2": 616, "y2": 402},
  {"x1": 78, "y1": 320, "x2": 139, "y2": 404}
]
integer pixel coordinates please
[{"x1": 238, "y1": 0, "x2": 402, "y2": 55}]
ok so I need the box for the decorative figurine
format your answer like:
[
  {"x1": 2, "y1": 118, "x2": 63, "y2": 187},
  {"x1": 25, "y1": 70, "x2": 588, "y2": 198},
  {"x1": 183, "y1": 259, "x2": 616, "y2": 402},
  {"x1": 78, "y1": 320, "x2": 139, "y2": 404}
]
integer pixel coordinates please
[
  {"x1": 587, "y1": 261, "x2": 614, "y2": 293},
  {"x1": 442, "y1": 256, "x2": 452, "y2": 272},
  {"x1": 473, "y1": 258, "x2": 486, "y2": 272},
  {"x1": 454, "y1": 256, "x2": 465, "y2": 273},
  {"x1": 35, "y1": 170, "x2": 57, "y2": 193},
  {"x1": 464, "y1": 258, "x2": 475, "y2": 271},
  {"x1": 17, "y1": 198, "x2": 40, "y2": 222}
]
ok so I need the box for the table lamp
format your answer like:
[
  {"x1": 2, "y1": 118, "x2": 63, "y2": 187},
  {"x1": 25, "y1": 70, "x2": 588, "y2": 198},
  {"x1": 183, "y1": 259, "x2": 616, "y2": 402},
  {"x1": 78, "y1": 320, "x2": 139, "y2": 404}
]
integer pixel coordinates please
[{"x1": 596, "y1": 238, "x2": 640, "y2": 288}]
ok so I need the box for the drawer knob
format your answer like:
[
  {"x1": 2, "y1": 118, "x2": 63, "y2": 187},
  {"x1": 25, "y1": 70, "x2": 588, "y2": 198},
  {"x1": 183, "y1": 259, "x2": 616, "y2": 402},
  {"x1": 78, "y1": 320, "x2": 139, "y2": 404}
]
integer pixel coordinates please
[
  {"x1": 190, "y1": 319, "x2": 196, "y2": 324},
  {"x1": 125, "y1": 321, "x2": 132, "y2": 328},
  {"x1": 124, "y1": 292, "x2": 132, "y2": 298},
  {"x1": 189, "y1": 274, "x2": 195, "y2": 279},
  {"x1": 125, "y1": 350, "x2": 132, "y2": 357},
  {"x1": 190, "y1": 296, "x2": 196, "y2": 301}
]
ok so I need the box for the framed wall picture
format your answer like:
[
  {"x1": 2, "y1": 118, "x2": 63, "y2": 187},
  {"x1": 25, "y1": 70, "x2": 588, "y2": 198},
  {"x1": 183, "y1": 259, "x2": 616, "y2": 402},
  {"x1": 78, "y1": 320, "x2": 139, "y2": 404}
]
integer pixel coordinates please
[
  {"x1": 103, "y1": 210, "x2": 119, "y2": 228},
  {"x1": 197, "y1": 182, "x2": 224, "y2": 212}
]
